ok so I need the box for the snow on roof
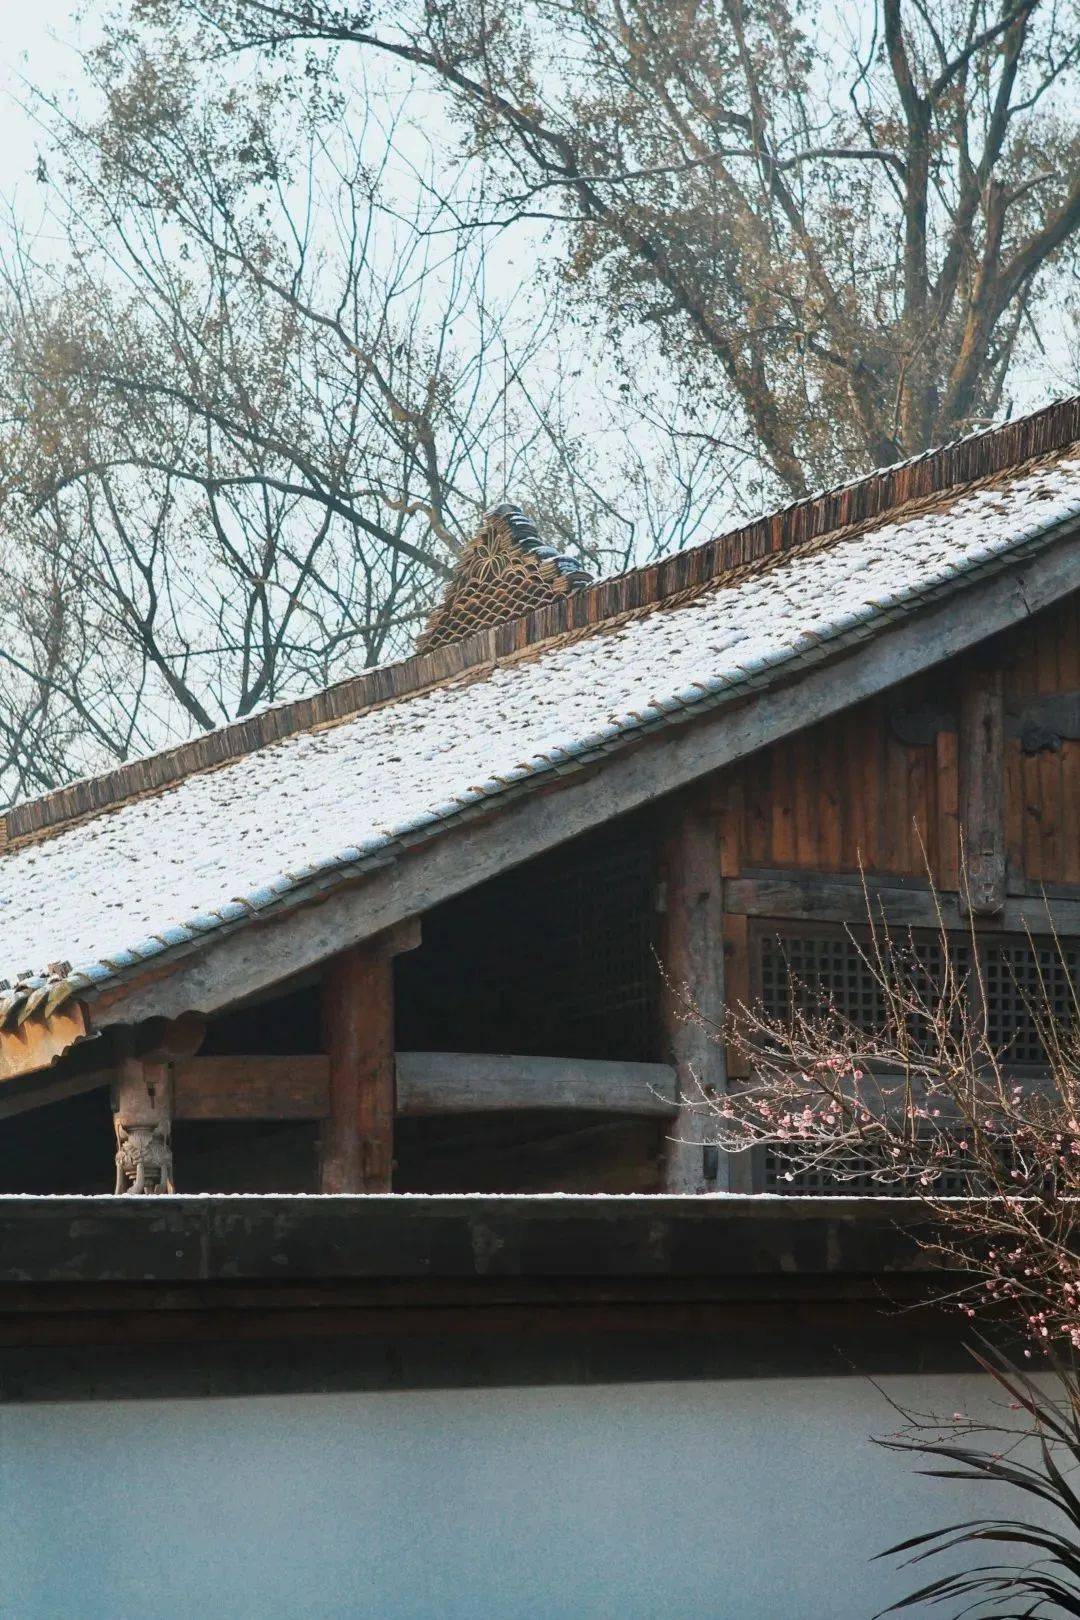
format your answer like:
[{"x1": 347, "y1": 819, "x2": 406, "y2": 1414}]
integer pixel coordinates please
[{"x1": 3, "y1": 448, "x2": 1080, "y2": 1017}]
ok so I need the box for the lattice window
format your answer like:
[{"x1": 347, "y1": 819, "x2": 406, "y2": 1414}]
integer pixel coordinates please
[
  {"x1": 984, "y1": 940, "x2": 1080, "y2": 1065},
  {"x1": 762, "y1": 1148, "x2": 983, "y2": 1198},
  {"x1": 761, "y1": 931, "x2": 885, "y2": 1028},
  {"x1": 763, "y1": 1146, "x2": 886, "y2": 1196},
  {"x1": 537, "y1": 831, "x2": 657, "y2": 1061},
  {"x1": 755, "y1": 923, "x2": 1080, "y2": 1195},
  {"x1": 759, "y1": 929, "x2": 969, "y2": 1050}
]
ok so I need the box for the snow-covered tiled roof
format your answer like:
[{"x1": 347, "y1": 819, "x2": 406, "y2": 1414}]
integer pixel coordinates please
[{"x1": 3, "y1": 443, "x2": 1080, "y2": 1025}]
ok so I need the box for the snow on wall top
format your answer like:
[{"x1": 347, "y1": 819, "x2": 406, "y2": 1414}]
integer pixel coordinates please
[{"x1": 3, "y1": 450, "x2": 1080, "y2": 1015}]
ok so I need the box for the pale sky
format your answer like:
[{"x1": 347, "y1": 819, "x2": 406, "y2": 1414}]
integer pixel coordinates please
[{"x1": 0, "y1": 0, "x2": 88, "y2": 207}]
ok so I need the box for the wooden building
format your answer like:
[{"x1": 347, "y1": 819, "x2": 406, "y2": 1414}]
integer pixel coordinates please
[{"x1": 1, "y1": 405, "x2": 1080, "y2": 1616}]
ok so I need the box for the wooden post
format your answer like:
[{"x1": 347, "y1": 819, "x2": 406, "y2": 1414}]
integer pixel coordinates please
[
  {"x1": 959, "y1": 663, "x2": 1005, "y2": 915},
  {"x1": 659, "y1": 794, "x2": 727, "y2": 1193},
  {"x1": 112, "y1": 1054, "x2": 174, "y2": 1194},
  {"x1": 320, "y1": 940, "x2": 396, "y2": 1193}
]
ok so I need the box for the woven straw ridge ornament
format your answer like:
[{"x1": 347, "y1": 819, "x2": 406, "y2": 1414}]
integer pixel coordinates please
[{"x1": 417, "y1": 503, "x2": 592, "y2": 653}]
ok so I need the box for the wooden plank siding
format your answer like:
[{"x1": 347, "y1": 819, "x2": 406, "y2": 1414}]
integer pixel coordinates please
[
  {"x1": 713, "y1": 594, "x2": 1080, "y2": 892},
  {"x1": 1015, "y1": 594, "x2": 1080, "y2": 884}
]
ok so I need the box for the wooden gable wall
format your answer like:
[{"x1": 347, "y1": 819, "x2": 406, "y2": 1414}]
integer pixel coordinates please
[
  {"x1": 653, "y1": 589, "x2": 1080, "y2": 1189},
  {"x1": 711, "y1": 592, "x2": 1080, "y2": 890}
]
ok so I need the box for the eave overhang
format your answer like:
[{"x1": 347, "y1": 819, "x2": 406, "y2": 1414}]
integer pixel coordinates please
[{"x1": 0, "y1": 1001, "x2": 92, "y2": 1084}]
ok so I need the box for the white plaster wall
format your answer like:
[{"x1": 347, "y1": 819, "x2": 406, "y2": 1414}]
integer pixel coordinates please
[{"x1": 0, "y1": 1375, "x2": 1034, "y2": 1618}]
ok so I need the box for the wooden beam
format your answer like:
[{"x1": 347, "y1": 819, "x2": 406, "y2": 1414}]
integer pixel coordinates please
[
  {"x1": 102, "y1": 532, "x2": 1080, "y2": 1028},
  {"x1": 658, "y1": 794, "x2": 727, "y2": 1192},
  {"x1": 395, "y1": 1052, "x2": 677, "y2": 1117},
  {"x1": 320, "y1": 942, "x2": 395, "y2": 1193},
  {"x1": 959, "y1": 663, "x2": 1006, "y2": 915},
  {"x1": 723, "y1": 873, "x2": 1080, "y2": 934},
  {"x1": 111, "y1": 1056, "x2": 173, "y2": 1194},
  {"x1": 0, "y1": 1049, "x2": 675, "y2": 1131},
  {"x1": 0, "y1": 1066, "x2": 112, "y2": 1122},
  {"x1": 172, "y1": 1056, "x2": 329, "y2": 1121}
]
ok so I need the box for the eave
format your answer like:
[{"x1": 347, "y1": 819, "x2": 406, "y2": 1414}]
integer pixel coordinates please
[{"x1": 0, "y1": 1001, "x2": 93, "y2": 1084}]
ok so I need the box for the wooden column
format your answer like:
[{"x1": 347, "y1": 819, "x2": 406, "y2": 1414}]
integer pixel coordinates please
[
  {"x1": 320, "y1": 939, "x2": 396, "y2": 1193},
  {"x1": 659, "y1": 793, "x2": 727, "y2": 1193},
  {"x1": 959, "y1": 663, "x2": 1005, "y2": 915}
]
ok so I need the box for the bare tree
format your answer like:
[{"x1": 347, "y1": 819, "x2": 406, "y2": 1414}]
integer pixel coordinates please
[
  {"x1": 21, "y1": 0, "x2": 1068, "y2": 798},
  {"x1": 166, "y1": 0, "x2": 1080, "y2": 494},
  {"x1": 2, "y1": 23, "x2": 681, "y2": 802}
]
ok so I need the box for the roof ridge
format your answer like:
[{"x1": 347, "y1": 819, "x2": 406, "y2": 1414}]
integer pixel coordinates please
[
  {"x1": 416, "y1": 502, "x2": 591, "y2": 654},
  {"x1": 4, "y1": 394, "x2": 1080, "y2": 852},
  {"x1": 480, "y1": 502, "x2": 593, "y2": 585}
]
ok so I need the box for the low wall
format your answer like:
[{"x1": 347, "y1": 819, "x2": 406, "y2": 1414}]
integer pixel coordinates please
[{"x1": 0, "y1": 1372, "x2": 1019, "y2": 1619}]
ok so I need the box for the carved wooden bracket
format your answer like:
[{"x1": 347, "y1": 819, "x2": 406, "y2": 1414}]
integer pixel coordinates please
[{"x1": 112, "y1": 1057, "x2": 174, "y2": 1194}]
